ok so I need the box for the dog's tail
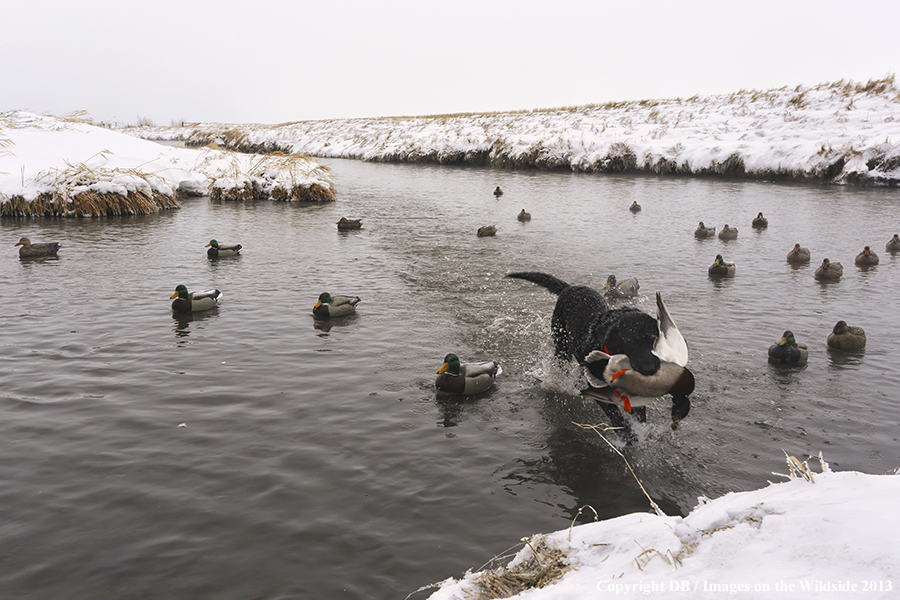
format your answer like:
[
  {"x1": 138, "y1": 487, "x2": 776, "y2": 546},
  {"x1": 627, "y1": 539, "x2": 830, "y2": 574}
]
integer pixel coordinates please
[{"x1": 506, "y1": 271, "x2": 570, "y2": 295}]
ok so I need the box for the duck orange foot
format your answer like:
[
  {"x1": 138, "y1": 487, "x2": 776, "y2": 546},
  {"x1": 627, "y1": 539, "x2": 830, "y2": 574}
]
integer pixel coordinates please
[{"x1": 613, "y1": 389, "x2": 632, "y2": 413}]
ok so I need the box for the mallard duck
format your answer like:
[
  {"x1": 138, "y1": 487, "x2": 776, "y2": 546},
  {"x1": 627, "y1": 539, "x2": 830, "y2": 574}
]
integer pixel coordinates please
[
  {"x1": 708, "y1": 254, "x2": 735, "y2": 277},
  {"x1": 855, "y1": 246, "x2": 879, "y2": 266},
  {"x1": 493, "y1": 186, "x2": 503, "y2": 197},
  {"x1": 603, "y1": 274, "x2": 640, "y2": 299},
  {"x1": 477, "y1": 225, "x2": 497, "y2": 237},
  {"x1": 629, "y1": 201, "x2": 641, "y2": 213},
  {"x1": 170, "y1": 285, "x2": 221, "y2": 313},
  {"x1": 814, "y1": 258, "x2": 843, "y2": 280},
  {"x1": 337, "y1": 217, "x2": 362, "y2": 230},
  {"x1": 313, "y1": 292, "x2": 360, "y2": 318},
  {"x1": 694, "y1": 222, "x2": 716, "y2": 238},
  {"x1": 752, "y1": 212, "x2": 768, "y2": 228},
  {"x1": 435, "y1": 353, "x2": 502, "y2": 395},
  {"x1": 581, "y1": 292, "x2": 693, "y2": 427},
  {"x1": 886, "y1": 234, "x2": 900, "y2": 252},
  {"x1": 827, "y1": 320, "x2": 866, "y2": 350},
  {"x1": 15, "y1": 237, "x2": 60, "y2": 258},
  {"x1": 718, "y1": 224, "x2": 738, "y2": 240},
  {"x1": 206, "y1": 239, "x2": 241, "y2": 257},
  {"x1": 768, "y1": 330, "x2": 808, "y2": 364},
  {"x1": 787, "y1": 243, "x2": 811, "y2": 263},
  {"x1": 517, "y1": 209, "x2": 531, "y2": 222}
]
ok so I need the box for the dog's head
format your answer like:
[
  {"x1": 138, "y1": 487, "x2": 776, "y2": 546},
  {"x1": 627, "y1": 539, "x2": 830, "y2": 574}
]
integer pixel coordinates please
[{"x1": 595, "y1": 308, "x2": 660, "y2": 376}]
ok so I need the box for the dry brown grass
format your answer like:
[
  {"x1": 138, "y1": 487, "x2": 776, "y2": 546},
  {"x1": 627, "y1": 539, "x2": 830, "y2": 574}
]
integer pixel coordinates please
[
  {"x1": 1, "y1": 161, "x2": 180, "y2": 217},
  {"x1": 209, "y1": 153, "x2": 336, "y2": 202}
]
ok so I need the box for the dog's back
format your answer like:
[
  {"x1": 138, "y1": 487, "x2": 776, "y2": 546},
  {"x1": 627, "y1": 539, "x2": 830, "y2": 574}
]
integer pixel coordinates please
[
  {"x1": 506, "y1": 271, "x2": 659, "y2": 375},
  {"x1": 507, "y1": 271, "x2": 610, "y2": 359}
]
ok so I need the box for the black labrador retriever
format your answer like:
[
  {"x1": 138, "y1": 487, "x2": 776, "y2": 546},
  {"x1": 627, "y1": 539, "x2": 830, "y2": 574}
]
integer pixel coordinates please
[{"x1": 506, "y1": 271, "x2": 691, "y2": 434}]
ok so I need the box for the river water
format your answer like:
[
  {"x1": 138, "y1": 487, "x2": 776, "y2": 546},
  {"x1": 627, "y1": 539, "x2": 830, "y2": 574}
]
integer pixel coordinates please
[{"x1": 2, "y1": 158, "x2": 899, "y2": 599}]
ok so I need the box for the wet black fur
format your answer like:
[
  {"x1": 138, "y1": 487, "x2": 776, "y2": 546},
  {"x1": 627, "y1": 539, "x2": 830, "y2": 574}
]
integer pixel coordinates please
[{"x1": 506, "y1": 271, "x2": 665, "y2": 435}]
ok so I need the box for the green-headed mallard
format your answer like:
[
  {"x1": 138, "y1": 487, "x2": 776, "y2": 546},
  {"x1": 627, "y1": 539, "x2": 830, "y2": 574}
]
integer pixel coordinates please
[
  {"x1": 206, "y1": 239, "x2": 241, "y2": 257},
  {"x1": 787, "y1": 243, "x2": 811, "y2": 263},
  {"x1": 170, "y1": 285, "x2": 221, "y2": 313},
  {"x1": 752, "y1": 212, "x2": 768, "y2": 228},
  {"x1": 581, "y1": 292, "x2": 693, "y2": 427},
  {"x1": 477, "y1": 225, "x2": 497, "y2": 237},
  {"x1": 435, "y1": 353, "x2": 502, "y2": 395},
  {"x1": 629, "y1": 201, "x2": 641, "y2": 213},
  {"x1": 313, "y1": 292, "x2": 360, "y2": 318},
  {"x1": 855, "y1": 246, "x2": 879, "y2": 266},
  {"x1": 768, "y1": 330, "x2": 808, "y2": 364},
  {"x1": 604, "y1": 274, "x2": 640, "y2": 299},
  {"x1": 827, "y1": 320, "x2": 866, "y2": 350},
  {"x1": 814, "y1": 258, "x2": 843, "y2": 280},
  {"x1": 15, "y1": 237, "x2": 60, "y2": 258},
  {"x1": 718, "y1": 224, "x2": 738, "y2": 240},
  {"x1": 337, "y1": 217, "x2": 362, "y2": 230},
  {"x1": 517, "y1": 209, "x2": 531, "y2": 222},
  {"x1": 694, "y1": 221, "x2": 716, "y2": 238},
  {"x1": 493, "y1": 186, "x2": 503, "y2": 197},
  {"x1": 886, "y1": 234, "x2": 900, "y2": 252},
  {"x1": 708, "y1": 254, "x2": 735, "y2": 277}
]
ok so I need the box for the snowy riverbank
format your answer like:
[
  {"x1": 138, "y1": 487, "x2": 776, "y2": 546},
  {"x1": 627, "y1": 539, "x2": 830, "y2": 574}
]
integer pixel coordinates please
[
  {"x1": 0, "y1": 111, "x2": 335, "y2": 217},
  {"x1": 421, "y1": 456, "x2": 899, "y2": 600},
  {"x1": 129, "y1": 77, "x2": 900, "y2": 186}
]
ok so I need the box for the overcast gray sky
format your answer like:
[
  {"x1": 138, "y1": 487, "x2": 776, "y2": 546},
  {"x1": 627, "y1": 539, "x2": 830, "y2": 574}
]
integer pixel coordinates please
[{"x1": 3, "y1": 0, "x2": 898, "y2": 126}]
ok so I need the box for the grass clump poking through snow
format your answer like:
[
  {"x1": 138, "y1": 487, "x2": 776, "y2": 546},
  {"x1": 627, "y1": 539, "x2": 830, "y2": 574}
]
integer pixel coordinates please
[
  {"x1": 208, "y1": 152, "x2": 335, "y2": 202},
  {"x1": 407, "y1": 535, "x2": 571, "y2": 600},
  {"x1": 1, "y1": 159, "x2": 178, "y2": 217}
]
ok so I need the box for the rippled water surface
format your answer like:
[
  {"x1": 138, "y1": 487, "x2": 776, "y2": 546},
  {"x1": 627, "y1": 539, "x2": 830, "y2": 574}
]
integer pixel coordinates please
[{"x1": 2, "y1": 159, "x2": 899, "y2": 599}]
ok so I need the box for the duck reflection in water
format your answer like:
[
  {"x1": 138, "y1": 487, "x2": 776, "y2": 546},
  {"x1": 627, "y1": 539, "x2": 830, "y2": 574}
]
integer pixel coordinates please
[{"x1": 172, "y1": 310, "x2": 217, "y2": 342}]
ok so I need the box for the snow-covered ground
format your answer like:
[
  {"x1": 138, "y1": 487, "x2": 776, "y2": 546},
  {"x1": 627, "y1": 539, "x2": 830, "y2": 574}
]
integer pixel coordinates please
[
  {"x1": 424, "y1": 456, "x2": 899, "y2": 600},
  {"x1": 130, "y1": 77, "x2": 900, "y2": 185},
  {"x1": 0, "y1": 111, "x2": 334, "y2": 216}
]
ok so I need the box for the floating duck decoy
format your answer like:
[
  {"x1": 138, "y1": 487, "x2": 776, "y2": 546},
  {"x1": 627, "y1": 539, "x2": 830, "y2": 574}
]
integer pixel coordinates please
[
  {"x1": 313, "y1": 292, "x2": 360, "y2": 318},
  {"x1": 814, "y1": 258, "x2": 843, "y2": 281},
  {"x1": 886, "y1": 234, "x2": 900, "y2": 252},
  {"x1": 768, "y1": 330, "x2": 808, "y2": 364},
  {"x1": 493, "y1": 186, "x2": 503, "y2": 197},
  {"x1": 170, "y1": 285, "x2": 221, "y2": 313},
  {"x1": 477, "y1": 225, "x2": 497, "y2": 237},
  {"x1": 517, "y1": 209, "x2": 531, "y2": 222},
  {"x1": 603, "y1": 274, "x2": 640, "y2": 299},
  {"x1": 708, "y1": 254, "x2": 735, "y2": 277},
  {"x1": 827, "y1": 320, "x2": 866, "y2": 350},
  {"x1": 752, "y1": 212, "x2": 768, "y2": 228},
  {"x1": 205, "y1": 239, "x2": 241, "y2": 257},
  {"x1": 718, "y1": 224, "x2": 738, "y2": 240},
  {"x1": 435, "y1": 353, "x2": 502, "y2": 395},
  {"x1": 629, "y1": 201, "x2": 641, "y2": 213},
  {"x1": 786, "y1": 243, "x2": 811, "y2": 263},
  {"x1": 15, "y1": 237, "x2": 60, "y2": 258},
  {"x1": 337, "y1": 217, "x2": 362, "y2": 230},
  {"x1": 694, "y1": 222, "x2": 716, "y2": 238},
  {"x1": 855, "y1": 246, "x2": 879, "y2": 266},
  {"x1": 581, "y1": 292, "x2": 693, "y2": 427}
]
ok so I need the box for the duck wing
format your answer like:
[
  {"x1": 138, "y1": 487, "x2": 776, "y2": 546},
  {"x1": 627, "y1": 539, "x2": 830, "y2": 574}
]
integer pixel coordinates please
[
  {"x1": 331, "y1": 295, "x2": 361, "y2": 307},
  {"x1": 653, "y1": 292, "x2": 688, "y2": 366},
  {"x1": 460, "y1": 361, "x2": 502, "y2": 378},
  {"x1": 190, "y1": 289, "x2": 221, "y2": 301}
]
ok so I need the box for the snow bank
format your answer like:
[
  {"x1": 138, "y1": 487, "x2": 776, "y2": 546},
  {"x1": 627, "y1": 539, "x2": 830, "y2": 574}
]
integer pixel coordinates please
[
  {"x1": 425, "y1": 457, "x2": 899, "y2": 600},
  {"x1": 130, "y1": 77, "x2": 900, "y2": 186},
  {"x1": 0, "y1": 111, "x2": 335, "y2": 217}
]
